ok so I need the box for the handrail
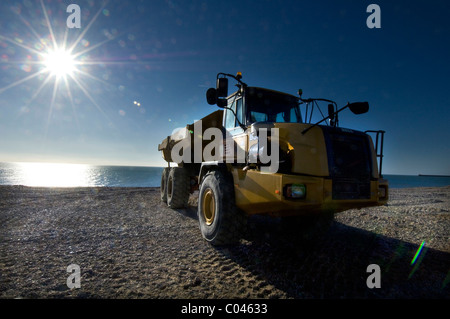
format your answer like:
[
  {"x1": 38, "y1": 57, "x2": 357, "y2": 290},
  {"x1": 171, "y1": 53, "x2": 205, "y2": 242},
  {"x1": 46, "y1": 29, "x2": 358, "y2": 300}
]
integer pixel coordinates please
[{"x1": 365, "y1": 130, "x2": 385, "y2": 178}]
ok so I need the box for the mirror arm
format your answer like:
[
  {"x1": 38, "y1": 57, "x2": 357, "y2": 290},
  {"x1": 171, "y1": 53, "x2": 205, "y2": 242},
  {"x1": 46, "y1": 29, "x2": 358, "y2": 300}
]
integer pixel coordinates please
[{"x1": 217, "y1": 72, "x2": 247, "y2": 88}]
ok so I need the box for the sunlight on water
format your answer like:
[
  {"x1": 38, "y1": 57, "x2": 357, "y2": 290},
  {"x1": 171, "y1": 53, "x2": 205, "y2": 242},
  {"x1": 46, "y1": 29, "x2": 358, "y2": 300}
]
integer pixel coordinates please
[
  {"x1": 0, "y1": 162, "x2": 164, "y2": 187},
  {"x1": 15, "y1": 162, "x2": 92, "y2": 187}
]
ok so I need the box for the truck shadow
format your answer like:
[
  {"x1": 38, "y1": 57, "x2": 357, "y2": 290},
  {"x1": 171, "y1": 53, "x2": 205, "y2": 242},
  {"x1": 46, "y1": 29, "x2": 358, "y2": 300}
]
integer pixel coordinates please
[
  {"x1": 177, "y1": 201, "x2": 450, "y2": 298},
  {"x1": 217, "y1": 215, "x2": 450, "y2": 298},
  {"x1": 176, "y1": 205, "x2": 198, "y2": 220}
]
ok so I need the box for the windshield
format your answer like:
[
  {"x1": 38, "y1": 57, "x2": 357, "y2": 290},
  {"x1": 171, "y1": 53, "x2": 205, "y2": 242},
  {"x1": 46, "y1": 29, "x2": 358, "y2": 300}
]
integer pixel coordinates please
[{"x1": 246, "y1": 88, "x2": 302, "y2": 124}]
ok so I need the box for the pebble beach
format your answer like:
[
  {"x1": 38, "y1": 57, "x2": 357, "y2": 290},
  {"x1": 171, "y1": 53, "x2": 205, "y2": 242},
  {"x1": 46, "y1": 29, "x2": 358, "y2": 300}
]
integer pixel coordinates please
[{"x1": 0, "y1": 185, "x2": 448, "y2": 299}]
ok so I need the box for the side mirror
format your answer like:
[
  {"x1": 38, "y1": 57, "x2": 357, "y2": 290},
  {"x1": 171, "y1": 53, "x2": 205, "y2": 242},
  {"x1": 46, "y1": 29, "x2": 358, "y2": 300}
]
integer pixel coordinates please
[
  {"x1": 328, "y1": 104, "x2": 335, "y2": 120},
  {"x1": 348, "y1": 102, "x2": 369, "y2": 115},
  {"x1": 216, "y1": 77, "x2": 228, "y2": 98},
  {"x1": 206, "y1": 88, "x2": 218, "y2": 105},
  {"x1": 217, "y1": 99, "x2": 227, "y2": 108},
  {"x1": 206, "y1": 88, "x2": 228, "y2": 107}
]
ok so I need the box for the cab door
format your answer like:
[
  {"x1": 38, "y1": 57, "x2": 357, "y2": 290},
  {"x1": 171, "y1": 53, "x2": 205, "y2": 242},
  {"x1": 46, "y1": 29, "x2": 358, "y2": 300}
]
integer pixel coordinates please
[{"x1": 223, "y1": 96, "x2": 247, "y2": 164}]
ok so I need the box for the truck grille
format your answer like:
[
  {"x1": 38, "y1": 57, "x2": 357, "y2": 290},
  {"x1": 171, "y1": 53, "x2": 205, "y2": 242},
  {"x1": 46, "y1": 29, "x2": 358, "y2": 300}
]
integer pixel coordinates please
[
  {"x1": 332, "y1": 178, "x2": 371, "y2": 200},
  {"x1": 323, "y1": 128, "x2": 372, "y2": 200}
]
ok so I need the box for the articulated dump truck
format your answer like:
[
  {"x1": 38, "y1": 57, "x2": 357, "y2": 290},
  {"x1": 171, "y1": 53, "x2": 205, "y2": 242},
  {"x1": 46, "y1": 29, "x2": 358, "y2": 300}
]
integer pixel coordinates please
[{"x1": 158, "y1": 72, "x2": 388, "y2": 245}]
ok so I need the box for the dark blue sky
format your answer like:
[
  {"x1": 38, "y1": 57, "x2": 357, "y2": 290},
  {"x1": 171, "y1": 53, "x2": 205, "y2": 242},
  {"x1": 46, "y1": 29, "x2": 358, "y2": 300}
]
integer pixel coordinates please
[{"x1": 0, "y1": 0, "x2": 449, "y2": 175}]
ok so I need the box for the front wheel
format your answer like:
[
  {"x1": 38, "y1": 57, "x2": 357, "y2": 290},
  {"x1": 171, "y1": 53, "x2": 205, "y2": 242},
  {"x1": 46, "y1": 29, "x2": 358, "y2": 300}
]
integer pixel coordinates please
[{"x1": 198, "y1": 170, "x2": 246, "y2": 246}]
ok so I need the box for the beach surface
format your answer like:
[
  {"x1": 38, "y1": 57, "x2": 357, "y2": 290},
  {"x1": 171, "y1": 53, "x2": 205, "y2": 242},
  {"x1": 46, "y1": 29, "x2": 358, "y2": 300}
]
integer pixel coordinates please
[{"x1": 0, "y1": 185, "x2": 449, "y2": 299}]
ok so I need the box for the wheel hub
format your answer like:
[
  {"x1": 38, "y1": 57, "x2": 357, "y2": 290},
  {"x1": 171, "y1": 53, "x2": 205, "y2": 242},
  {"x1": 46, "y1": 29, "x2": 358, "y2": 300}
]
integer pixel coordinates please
[{"x1": 202, "y1": 188, "x2": 215, "y2": 226}]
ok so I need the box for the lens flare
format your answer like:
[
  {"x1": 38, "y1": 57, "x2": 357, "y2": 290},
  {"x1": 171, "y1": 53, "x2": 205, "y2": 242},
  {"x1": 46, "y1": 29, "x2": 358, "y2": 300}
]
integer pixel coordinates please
[
  {"x1": 408, "y1": 240, "x2": 428, "y2": 279},
  {"x1": 411, "y1": 240, "x2": 426, "y2": 265}
]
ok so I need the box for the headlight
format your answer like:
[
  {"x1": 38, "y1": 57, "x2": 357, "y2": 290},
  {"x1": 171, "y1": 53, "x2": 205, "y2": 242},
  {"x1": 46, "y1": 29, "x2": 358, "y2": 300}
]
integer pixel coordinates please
[
  {"x1": 378, "y1": 185, "x2": 388, "y2": 199},
  {"x1": 284, "y1": 184, "x2": 307, "y2": 199}
]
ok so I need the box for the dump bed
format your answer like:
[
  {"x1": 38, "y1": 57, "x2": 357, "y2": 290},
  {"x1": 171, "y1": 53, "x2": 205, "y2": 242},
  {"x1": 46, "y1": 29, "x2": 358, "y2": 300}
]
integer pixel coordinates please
[{"x1": 158, "y1": 110, "x2": 223, "y2": 163}]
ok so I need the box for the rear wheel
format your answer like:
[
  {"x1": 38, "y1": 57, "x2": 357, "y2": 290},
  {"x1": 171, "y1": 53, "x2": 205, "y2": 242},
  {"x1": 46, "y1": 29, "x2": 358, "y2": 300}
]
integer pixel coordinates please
[
  {"x1": 160, "y1": 167, "x2": 169, "y2": 203},
  {"x1": 167, "y1": 166, "x2": 190, "y2": 208},
  {"x1": 198, "y1": 170, "x2": 246, "y2": 245}
]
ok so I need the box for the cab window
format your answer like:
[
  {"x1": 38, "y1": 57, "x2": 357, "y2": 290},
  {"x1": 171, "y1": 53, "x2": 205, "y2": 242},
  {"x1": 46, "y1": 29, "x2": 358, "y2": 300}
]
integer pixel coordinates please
[
  {"x1": 224, "y1": 99, "x2": 236, "y2": 129},
  {"x1": 225, "y1": 97, "x2": 244, "y2": 129},
  {"x1": 247, "y1": 89, "x2": 302, "y2": 124},
  {"x1": 235, "y1": 98, "x2": 243, "y2": 127}
]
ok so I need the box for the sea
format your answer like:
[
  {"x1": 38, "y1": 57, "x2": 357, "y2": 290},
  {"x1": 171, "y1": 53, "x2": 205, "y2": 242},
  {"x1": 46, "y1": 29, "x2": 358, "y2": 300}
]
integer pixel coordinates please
[{"x1": 0, "y1": 162, "x2": 449, "y2": 189}]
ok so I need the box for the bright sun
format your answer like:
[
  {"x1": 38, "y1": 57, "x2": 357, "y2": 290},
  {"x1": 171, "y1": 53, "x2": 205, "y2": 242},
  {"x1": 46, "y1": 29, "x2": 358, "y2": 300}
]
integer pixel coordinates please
[
  {"x1": 44, "y1": 49, "x2": 76, "y2": 78},
  {"x1": 0, "y1": 0, "x2": 114, "y2": 126}
]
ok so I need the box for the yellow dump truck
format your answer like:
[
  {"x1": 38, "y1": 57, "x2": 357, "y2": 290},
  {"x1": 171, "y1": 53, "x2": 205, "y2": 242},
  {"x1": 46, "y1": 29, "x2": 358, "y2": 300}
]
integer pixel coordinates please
[{"x1": 158, "y1": 72, "x2": 388, "y2": 245}]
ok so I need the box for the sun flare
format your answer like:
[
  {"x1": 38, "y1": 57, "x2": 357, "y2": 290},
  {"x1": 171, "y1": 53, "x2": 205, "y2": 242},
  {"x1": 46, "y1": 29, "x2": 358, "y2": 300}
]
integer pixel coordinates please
[
  {"x1": 43, "y1": 49, "x2": 76, "y2": 78},
  {"x1": 0, "y1": 0, "x2": 118, "y2": 137}
]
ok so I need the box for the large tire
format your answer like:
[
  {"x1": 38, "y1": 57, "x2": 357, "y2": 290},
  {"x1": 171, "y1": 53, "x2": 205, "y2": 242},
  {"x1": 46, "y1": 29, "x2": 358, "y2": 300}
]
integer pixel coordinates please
[
  {"x1": 167, "y1": 167, "x2": 190, "y2": 209},
  {"x1": 198, "y1": 170, "x2": 246, "y2": 245},
  {"x1": 160, "y1": 167, "x2": 169, "y2": 203}
]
